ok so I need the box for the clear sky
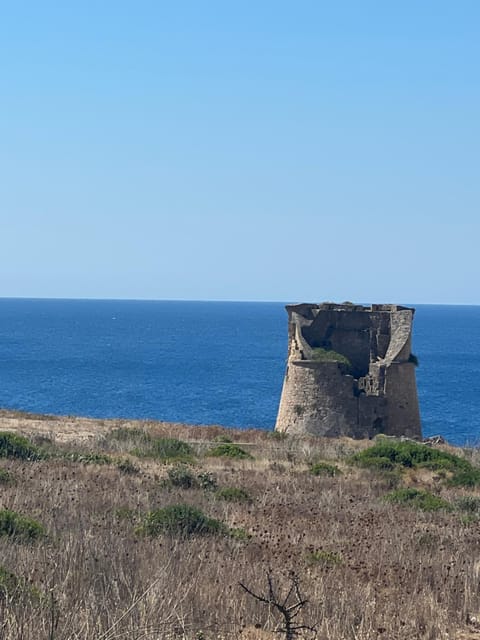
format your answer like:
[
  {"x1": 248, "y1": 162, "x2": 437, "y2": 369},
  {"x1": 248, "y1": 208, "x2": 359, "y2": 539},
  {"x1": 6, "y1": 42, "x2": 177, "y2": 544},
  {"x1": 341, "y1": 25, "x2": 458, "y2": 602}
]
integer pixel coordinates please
[{"x1": 1, "y1": 1, "x2": 479, "y2": 304}]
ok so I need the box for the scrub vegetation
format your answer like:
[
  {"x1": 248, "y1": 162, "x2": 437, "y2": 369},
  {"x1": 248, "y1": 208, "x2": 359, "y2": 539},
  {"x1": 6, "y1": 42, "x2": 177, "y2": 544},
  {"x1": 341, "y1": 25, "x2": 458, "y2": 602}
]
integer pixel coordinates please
[
  {"x1": 1, "y1": 414, "x2": 480, "y2": 639},
  {"x1": 311, "y1": 347, "x2": 352, "y2": 370}
]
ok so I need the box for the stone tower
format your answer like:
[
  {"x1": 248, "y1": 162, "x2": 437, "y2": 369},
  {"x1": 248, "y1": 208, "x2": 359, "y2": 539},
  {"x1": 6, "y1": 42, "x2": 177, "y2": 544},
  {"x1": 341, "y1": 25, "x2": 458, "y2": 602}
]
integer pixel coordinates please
[{"x1": 275, "y1": 303, "x2": 421, "y2": 439}]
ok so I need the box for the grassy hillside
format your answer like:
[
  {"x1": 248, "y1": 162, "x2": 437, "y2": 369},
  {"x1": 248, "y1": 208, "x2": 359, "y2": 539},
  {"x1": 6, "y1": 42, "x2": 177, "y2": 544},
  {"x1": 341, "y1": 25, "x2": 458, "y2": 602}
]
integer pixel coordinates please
[{"x1": 0, "y1": 413, "x2": 480, "y2": 639}]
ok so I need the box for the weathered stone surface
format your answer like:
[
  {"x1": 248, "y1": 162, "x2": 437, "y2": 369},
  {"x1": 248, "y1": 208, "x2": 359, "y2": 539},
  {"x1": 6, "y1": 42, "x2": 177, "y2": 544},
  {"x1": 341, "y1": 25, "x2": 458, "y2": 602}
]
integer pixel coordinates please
[{"x1": 275, "y1": 303, "x2": 421, "y2": 439}]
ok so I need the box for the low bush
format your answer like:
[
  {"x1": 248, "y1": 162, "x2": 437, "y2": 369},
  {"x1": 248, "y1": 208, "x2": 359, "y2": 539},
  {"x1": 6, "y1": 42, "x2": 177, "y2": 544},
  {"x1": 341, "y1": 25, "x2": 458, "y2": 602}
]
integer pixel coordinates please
[
  {"x1": 309, "y1": 462, "x2": 342, "y2": 477},
  {"x1": 454, "y1": 496, "x2": 480, "y2": 513},
  {"x1": 351, "y1": 440, "x2": 480, "y2": 487},
  {"x1": 447, "y1": 467, "x2": 480, "y2": 488},
  {"x1": 0, "y1": 468, "x2": 14, "y2": 484},
  {"x1": 115, "y1": 458, "x2": 140, "y2": 474},
  {"x1": 0, "y1": 432, "x2": 40, "y2": 460},
  {"x1": 384, "y1": 488, "x2": 451, "y2": 512},
  {"x1": 197, "y1": 471, "x2": 218, "y2": 491},
  {"x1": 215, "y1": 487, "x2": 252, "y2": 503},
  {"x1": 64, "y1": 451, "x2": 112, "y2": 465},
  {"x1": 0, "y1": 566, "x2": 40, "y2": 601},
  {"x1": 0, "y1": 509, "x2": 46, "y2": 541},
  {"x1": 138, "y1": 438, "x2": 194, "y2": 463},
  {"x1": 138, "y1": 504, "x2": 226, "y2": 538},
  {"x1": 166, "y1": 464, "x2": 197, "y2": 489},
  {"x1": 207, "y1": 443, "x2": 253, "y2": 460},
  {"x1": 311, "y1": 348, "x2": 352, "y2": 371}
]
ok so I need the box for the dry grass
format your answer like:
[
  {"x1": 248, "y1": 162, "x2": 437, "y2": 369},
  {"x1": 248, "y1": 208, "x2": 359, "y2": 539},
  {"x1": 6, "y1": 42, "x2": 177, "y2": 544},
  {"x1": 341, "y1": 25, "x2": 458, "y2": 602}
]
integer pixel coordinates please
[{"x1": 0, "y1": 412, "x2": 479, "y2": 639}]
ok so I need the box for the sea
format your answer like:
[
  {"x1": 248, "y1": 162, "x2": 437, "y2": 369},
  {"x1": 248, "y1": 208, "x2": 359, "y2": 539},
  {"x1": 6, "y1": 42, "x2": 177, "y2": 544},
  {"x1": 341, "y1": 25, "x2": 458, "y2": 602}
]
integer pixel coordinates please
[{"x1": 0, "y1": 299, "x2": 479, "y2": 446}]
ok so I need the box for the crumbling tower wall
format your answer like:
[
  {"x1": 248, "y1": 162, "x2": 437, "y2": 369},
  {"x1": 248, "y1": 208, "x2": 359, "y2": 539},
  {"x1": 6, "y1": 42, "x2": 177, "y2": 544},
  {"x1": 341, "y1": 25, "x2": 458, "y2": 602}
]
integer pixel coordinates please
[{"x1": 274, "y1": 303, "x2": 421, "y2": 439}]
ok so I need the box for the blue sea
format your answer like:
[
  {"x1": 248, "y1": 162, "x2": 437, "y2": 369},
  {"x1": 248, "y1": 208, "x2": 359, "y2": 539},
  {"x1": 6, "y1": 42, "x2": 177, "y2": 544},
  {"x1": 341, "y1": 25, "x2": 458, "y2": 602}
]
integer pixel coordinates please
[{"x1": 0, "y1": 299, "x2": 479, "y2": 446}]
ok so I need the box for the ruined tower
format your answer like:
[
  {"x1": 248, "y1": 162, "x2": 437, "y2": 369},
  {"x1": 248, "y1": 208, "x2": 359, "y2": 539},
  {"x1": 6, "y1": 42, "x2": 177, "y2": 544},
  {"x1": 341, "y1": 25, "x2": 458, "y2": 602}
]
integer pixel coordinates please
[{"x1": 275, "y1": 303, "x2": 421, "y2": 439}]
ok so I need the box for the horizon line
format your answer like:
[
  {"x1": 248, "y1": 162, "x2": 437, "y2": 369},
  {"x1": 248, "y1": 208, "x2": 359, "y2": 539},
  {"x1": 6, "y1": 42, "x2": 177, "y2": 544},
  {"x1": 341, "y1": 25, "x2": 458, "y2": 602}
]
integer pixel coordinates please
[{"x1": 0, "y1": 295, "x2": 479, "y2": 307}]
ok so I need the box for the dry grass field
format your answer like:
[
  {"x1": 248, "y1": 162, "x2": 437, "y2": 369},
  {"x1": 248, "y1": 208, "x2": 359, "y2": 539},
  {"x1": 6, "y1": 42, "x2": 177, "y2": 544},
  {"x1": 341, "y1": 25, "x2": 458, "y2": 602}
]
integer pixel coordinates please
[{"x1": 1, "y1": 410, "x2": 480, "y2": 640}]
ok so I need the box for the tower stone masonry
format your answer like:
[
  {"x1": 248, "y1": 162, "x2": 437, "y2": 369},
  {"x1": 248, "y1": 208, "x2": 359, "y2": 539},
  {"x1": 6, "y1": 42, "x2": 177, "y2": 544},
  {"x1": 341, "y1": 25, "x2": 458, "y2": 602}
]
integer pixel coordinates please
[{"x1": 275, "y1": 302, "x2": 422, "y2": 439}]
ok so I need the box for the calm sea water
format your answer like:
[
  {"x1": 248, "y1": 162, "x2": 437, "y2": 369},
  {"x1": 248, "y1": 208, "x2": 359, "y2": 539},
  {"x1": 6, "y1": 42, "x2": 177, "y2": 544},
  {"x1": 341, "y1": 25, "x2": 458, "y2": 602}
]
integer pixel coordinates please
[{"x1": 0, "y1": 299, "x2": 479, "y2": 445}]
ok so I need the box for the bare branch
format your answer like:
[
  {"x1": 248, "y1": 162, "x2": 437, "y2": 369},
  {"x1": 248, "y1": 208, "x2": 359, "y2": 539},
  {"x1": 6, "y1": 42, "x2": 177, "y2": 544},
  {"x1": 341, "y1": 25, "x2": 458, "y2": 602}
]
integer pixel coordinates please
[{"x1": 239, "y1": 571, "x2": 317, "y2": 640}]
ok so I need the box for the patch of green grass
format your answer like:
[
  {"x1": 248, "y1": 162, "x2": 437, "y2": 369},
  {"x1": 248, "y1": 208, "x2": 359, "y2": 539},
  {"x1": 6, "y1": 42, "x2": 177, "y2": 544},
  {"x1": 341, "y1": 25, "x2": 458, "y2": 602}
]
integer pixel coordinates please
[
  {"x1": 447, "y1": 467, "x2": 480, "y2": 488},
  {"x1": 206, "y1": 443, "x2": 253, "y2": 460},
  {"x1": 137, "y1": 504, "x2": 226, "y2": 538},
  {"x1": 460, "y1": 514, "x2": 480, "y2": 526},
  {"x1": 311, "y1": 348, "x2": 352, "y2": 370},
  {"x1": 63, "y1": 451, "x2": 113, "y2": 465},
  {"x1": 351, "y1": 440, "x2": 480, "y2": 487},
  {"x1": 136, "y1": 438, "x2": 194, "y2": 463},
  {"x1": 215, "y1": 487, "x2": 252, "y2": 503},
  {"x1": 114, "y1": 507, "x2": 138, "y2": 523},
  {"x1": 306, "y1": 550, "x2": 343, "y2": 566},
  {"x1": 309, "y1": 462, "x2": 342, "y2": 477},
  {"x1": 0, "y1": 432, "x2": 41, "y2": 460},
  {"x1": 0, "y1": 566, "x2": 40, "y2": 601},
  {"x1": 384, "y1": 488, "x2": 451, "y2": 512},
  {"x1": 454, "y1": 496, "x2": 480, "y2": 513},
  {"x1": 0, "y1": 467, "x2": 14, "y2": 484},
  {"x1": 115, "y1": 457, "x2": 140, "y2": 474},
  {"x1": 0, "y1": 509, "x2": 46, "y2": 541},
  {"x1": 229, "y1": 527, "x2": 251, "y2": 541}
]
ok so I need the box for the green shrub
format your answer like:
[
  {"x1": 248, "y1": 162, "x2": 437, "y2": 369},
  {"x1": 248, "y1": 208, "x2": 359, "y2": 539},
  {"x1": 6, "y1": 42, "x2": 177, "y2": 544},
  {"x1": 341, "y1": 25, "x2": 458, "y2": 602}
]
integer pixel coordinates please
[
  {"x1": 207, "y1": 443, "x2": 253, "y2": 460},
  {"x1": 215, "y1": 487, "x2": 252, "y2": 503},
  {"x1": 138, "y1": 504, "x2": 226, "y2": 538},
  {"x1": 384, "y1": 488, "x2": 451, "y2": 512},
  {"x1": 0, "y1": 432, "x2": 40, "y2": 460},
  {"x1": 0, "y1": 468, "x2": 14, "y2": 484},
  {"x1": 0, "y1": 566, "x2": 40, "y2": 601},
  {"x1": 64, "y1": 451, "x2": 112, "y2": 465},
  {"x1": 309, "y1": 462, "x2": 342, "y2": 477},
  {"x1": 0, "y1": 509, "x2": 45, "y2": 541},
  {"x1": 166, "y1": 464, "x2": 197, "y2": 489},
  {"x1": 306, "y1": 550, "x2": 343, "y2": 566},
  {"x1": 447, "y1": 467, "x2": 480, "y2": 488},
  {"x1": 0, "y1": 566, "x2": 23, "y2": 598},
  {"x1": 197, "y1": 471, "x2": 218, "y2": 491},
  {"x1": 460, "y1": 514, "x2": 480, "y2": 526},
  {"x1": 311, "y1": 348, "x2": 352, "y2": 370},
  {"x1": 214, "y1": 435, "x2": 233, "y2": 443},
  {"x1": 351, "y1": 441, "x2": 480, "y2": 486},
  {"x1": 114, "y1": 507, "x2": 138, "y2": 523},
  {"x1": 455, "y1": 496, "x2": 480, "y2": 513},
  {"x1": 357, "y1": 456, "x2": 396, "y2": 471},
  {"x1": 229, "y1": 527, "x2": 251, "y2": 541},
  {"x1": 115, "y1": 458, "x2": 140, "y2": 474},
  {"x1": 138, "y1": 438, "x2": 194, "y2": 463}
]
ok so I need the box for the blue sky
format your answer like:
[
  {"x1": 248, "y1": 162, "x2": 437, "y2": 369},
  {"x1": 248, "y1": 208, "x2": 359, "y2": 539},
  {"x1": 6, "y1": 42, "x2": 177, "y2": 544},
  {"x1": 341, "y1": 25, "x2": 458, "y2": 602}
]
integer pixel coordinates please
[{"x1": 1, "y1": 1, "x2": 479, "y2": 304}]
